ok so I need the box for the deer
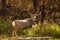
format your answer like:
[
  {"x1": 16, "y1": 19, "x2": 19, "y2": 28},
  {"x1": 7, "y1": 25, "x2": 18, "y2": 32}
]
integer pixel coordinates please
[{"x1": 12, "y1": 10, "x2": 38, "y2": 37}]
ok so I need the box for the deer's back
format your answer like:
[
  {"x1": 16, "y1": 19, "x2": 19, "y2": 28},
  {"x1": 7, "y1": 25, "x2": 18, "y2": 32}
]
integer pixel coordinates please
[{"x1": 12, "y1": 20, "x2": 32, "y2": 30}]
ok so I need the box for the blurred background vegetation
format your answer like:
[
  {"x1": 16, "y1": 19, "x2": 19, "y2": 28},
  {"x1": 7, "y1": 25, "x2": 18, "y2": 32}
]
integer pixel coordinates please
[{"x1": 0, "y1": 0, "x2": 60, "y2": 39}]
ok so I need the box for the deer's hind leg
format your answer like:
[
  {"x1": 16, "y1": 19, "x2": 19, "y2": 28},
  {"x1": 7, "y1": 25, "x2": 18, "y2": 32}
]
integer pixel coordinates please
[
  {"x1": 12, "y1": 30, "x2": 15, "y2": 37},
  {"x1": 15, "y1": 30, "x2": 18, "y2": 37},
  {"x1": 12, "y1": 29, "x2": 18, "y2": 37}
]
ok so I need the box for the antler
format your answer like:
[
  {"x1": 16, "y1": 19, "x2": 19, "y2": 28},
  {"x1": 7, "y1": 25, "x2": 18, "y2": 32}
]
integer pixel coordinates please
[{"x1": 27, "y1": 9, "x2": 32, "y2": 16}]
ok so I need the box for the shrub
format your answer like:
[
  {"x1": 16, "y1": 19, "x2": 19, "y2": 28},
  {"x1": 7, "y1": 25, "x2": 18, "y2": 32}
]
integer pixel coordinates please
[
  {"x1": 29, "y1": 22, "x2": 60, "y2": 38},
  {"x1": 0, "y1": 19, "x2": 12, "y2": 37},
  {"x1": 0, "y1": 19, "x2": 60, "y2": 38}
]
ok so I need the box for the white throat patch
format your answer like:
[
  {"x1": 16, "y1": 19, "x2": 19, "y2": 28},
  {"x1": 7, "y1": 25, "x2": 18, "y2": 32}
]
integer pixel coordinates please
[{"x1": 32, "y1": 24, "x2": 37, "y2": 28}]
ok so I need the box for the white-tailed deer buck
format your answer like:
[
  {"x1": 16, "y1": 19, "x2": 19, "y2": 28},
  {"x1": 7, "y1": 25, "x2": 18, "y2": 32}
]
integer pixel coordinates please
[{"x1": 12, "y1": 12, "x2": 38, "y2": 37}]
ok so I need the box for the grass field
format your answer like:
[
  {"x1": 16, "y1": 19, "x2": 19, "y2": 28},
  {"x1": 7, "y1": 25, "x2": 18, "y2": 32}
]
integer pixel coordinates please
[
  {"x1": 0, "y1": 36, "x2": 60, "y2": 40},
  {"x1": 0, "y1": 19, "x2": 60, "y2": 40}
]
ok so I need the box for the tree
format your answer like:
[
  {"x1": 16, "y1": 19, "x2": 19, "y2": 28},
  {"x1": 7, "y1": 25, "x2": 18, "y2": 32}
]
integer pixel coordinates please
[
  {"x1": 1, "y1": 0, "x2": 7, "y2": 16},
  {"x1": 32, "y1": 0, "x2": 39, "y2": 13}
]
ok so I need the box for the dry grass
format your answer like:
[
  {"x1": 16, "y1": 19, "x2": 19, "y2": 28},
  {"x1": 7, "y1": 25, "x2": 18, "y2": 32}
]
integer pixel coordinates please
[
  {"x1": 0, "y1": 37, "x2": 18, "y2": 40},
  {"x1": 0, "y1": 36, "x2": 60, "y2": 40}
]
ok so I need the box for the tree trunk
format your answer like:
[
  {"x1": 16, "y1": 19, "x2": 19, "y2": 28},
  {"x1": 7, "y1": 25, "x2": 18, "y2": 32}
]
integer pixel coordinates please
[
  {"x1": 33, "y1": 0, "x2": 38, "y2": 13},
  {"x1": 2, "y1": 0, "x2": 7, "y2": 16}
]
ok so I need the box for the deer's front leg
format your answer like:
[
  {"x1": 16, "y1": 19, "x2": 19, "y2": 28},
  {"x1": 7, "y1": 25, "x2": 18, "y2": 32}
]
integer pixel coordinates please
[{"x1": 27, "y1": 28, "x2": 31, "y2": 36}]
